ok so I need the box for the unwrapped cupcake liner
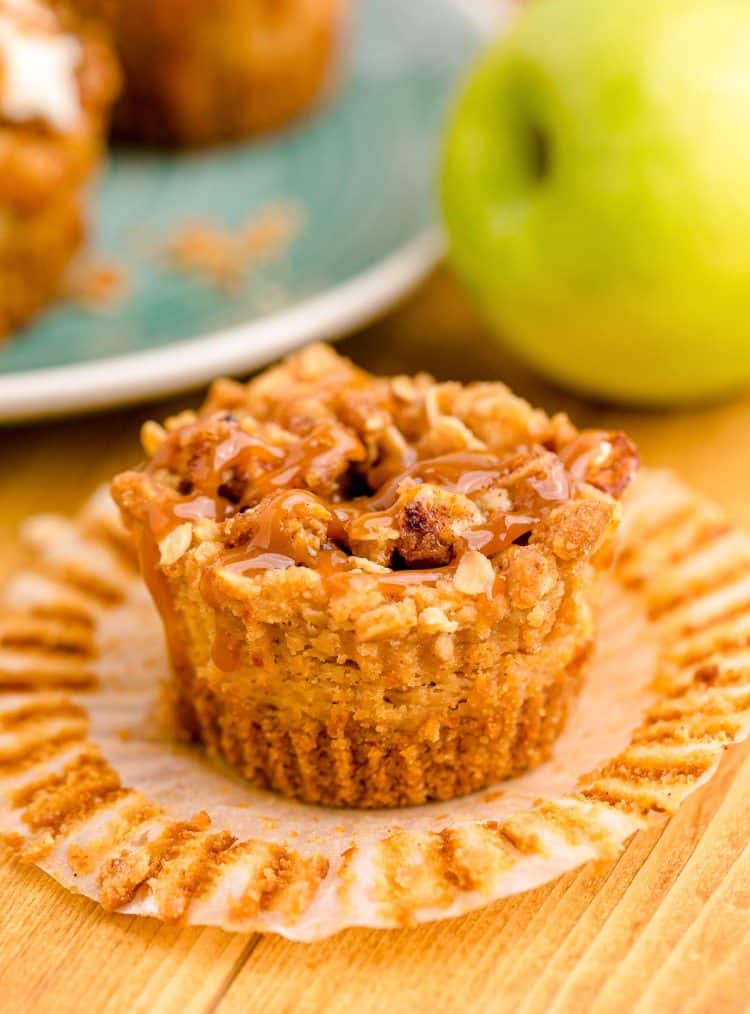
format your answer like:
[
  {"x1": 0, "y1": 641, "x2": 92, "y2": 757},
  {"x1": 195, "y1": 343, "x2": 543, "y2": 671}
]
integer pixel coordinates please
[{"x1": 1, "y1": 468, "x2": 749, "y2": 940}]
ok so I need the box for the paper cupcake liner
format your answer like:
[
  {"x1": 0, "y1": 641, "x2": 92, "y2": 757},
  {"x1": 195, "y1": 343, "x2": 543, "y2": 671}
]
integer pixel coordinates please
[{"x1": 1, "y1": 469, "x2": 749, "y2": 939}]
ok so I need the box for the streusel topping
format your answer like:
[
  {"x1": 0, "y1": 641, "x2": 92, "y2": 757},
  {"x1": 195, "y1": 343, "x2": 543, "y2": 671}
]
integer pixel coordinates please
[{"x1": 113, "y1": 345, "x2": 638, "y2": 606}]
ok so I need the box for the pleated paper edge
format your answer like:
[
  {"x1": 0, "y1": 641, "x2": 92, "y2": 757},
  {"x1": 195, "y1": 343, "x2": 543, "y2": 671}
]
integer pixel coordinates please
[{"x1": 0, "y1": 469, "x2": 749, "y2": 940}]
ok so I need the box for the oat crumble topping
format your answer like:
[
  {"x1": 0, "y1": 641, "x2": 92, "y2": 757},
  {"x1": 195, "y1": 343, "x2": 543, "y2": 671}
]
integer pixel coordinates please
[{"x1": 113, "y1": 343, "x2": 638, "y2": 596}]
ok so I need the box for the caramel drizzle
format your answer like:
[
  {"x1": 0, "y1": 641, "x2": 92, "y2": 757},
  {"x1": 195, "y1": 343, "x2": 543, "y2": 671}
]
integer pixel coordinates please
[
  {"x1": 148, "y1": 421, "x2": 625, "y2": 593},
  {"x1": 136, "y1": 416, "x2": 634, "y2": 676}
]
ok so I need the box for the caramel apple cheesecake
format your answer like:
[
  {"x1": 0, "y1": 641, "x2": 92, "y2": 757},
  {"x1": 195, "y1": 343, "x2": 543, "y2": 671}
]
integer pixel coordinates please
[
  {"x1": 70, "y1": 0, "x2": 344, "y2": 146},
  {"x1": 0, "y1": 0, "x2": 119, "y2": 337},
  {"x1": 112, "y1": 345, "x2": 639, "y2": 808}
]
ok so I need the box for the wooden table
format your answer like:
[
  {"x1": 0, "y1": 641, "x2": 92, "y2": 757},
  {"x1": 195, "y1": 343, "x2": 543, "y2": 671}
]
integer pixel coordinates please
[{"x1": 2, "y1": 269, "x2": 750, "y2": 1014}]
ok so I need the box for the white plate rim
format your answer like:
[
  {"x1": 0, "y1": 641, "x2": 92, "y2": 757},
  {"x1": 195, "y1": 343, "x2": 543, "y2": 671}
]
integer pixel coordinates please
[{"x1": 0, "y1": 229, "x2": 442, "y2": 423}]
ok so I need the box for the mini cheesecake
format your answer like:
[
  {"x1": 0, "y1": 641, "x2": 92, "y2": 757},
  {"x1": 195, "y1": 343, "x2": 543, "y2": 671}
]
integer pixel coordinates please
[
  {"x1": 70, "y1": 0, "x2": 344, "y2": 146},
  {"x1": 0, "y1": 0, "x2": 118, "y2": 337},
  {"x1": 112, "y1": 345, "x2": 639, "y2": 808}
]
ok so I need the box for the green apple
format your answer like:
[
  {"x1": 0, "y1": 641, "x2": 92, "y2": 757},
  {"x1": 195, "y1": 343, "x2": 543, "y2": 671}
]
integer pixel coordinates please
[{"x1": 441, "y1": 0, "x2": 750, "y2": 405}]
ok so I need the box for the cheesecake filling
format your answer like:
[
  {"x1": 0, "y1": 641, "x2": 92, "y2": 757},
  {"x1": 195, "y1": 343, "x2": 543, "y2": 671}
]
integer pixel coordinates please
[{"x1": 0, "y1": 0, "x2": 82, "y2": 131}]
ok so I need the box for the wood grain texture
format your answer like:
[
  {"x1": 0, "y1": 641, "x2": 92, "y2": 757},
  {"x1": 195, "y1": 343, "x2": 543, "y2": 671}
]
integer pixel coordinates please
[{"x1": 1, "y1": 268, "x2": 749, "y2": 1013}]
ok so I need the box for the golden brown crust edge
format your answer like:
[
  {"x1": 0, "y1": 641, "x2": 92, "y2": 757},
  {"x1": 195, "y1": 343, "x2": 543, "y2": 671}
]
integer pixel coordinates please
[{"x1": 187, "y1": 646, "x2": 590, "y2": 809}]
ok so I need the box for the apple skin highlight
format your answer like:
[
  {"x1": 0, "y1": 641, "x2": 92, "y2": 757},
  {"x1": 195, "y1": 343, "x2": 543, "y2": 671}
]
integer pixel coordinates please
[{"x1": 441, "y1": 0, "x2": 750, "y2": 407}]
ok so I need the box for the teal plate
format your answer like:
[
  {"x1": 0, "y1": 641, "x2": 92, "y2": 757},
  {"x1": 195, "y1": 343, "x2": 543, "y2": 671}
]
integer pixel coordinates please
[{"x1": 0, "y1": 0, "x2": 504, "y2": 421}]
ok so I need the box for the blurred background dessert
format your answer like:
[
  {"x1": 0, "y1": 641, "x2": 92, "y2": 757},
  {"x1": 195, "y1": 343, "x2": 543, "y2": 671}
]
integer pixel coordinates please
[
  {"x1": 0, "y1": 0, "x2": 118, "y2": 338},
  {"x1": 71, "y1": 0, "x2": 345, "y2": 146}
]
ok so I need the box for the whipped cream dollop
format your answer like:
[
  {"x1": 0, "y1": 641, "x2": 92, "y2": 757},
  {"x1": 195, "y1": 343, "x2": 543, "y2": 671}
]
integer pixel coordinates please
[{"x1": 0, "y1": 0, "x2": 82, "y2": 132}]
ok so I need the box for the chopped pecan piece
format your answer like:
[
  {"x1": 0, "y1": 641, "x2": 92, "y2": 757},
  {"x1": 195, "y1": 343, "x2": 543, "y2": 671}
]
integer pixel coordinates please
[
  {"x1": 560, "y1": 431, "x2": 640, "y2": 498},
  {"x1": 394, "y1": 486, "x2": 483, "y2": 567}
]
